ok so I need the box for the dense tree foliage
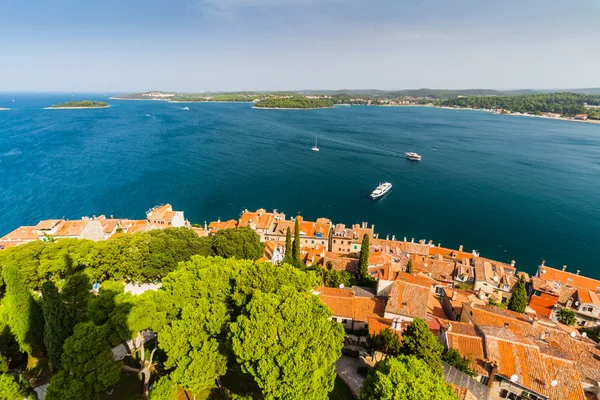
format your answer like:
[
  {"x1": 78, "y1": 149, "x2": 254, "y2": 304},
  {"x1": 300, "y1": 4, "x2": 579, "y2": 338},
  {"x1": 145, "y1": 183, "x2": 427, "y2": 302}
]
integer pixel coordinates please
[
  {"x1": 230, "y1": 287, "x2": 344, "y2": 400},
  {"x1": 46, "y1": 322, "x2": 121, "y2": 400},
  {"x1": 360, "y1": 356, "x2": 457, "y2": 400},
  {"x1": 442, "y1": 348, "x2": 475, "y2": 376},
  {"x1": 557, "y1": 308, "x2": 577, "y2": 326},
  {"x1": 284, "y1": 227, "x2": 293, "y2": 265},
  {"x1": 359, "y1": 234, "x2": 370, "y2": 279},
  {"x1": 0, "y1": 373, "x2": 35, "y2": 400},
  {"x1": 406, "y1": 258, "x2": 413, "y2": 274},
  {"x1": 401, "y1": 318, "x2": 444, "y2": 375},
  {"x1": 437, "y1": 93, "x2": 600, "y2": 116},
  {"x1": 0, "y1": 228, "x2": 210, "y2": 288},
  {"x1": 1, "y1": 265, "x2": 45, "y2": 357},
  {"x1": 321, "y1": 266, "x2": 355, "y2": 288},
  {"x1": 507, "y1": 276, "x2": 527, "y2": 313},
  {"x1": 50, "y1": 101, "x2": 108, "y2": 108},
  {"x1": 210, "y1": 227, "x2": 265, "y2": 260},
  {"x1": 367, "y1": 328, "x2": 402, "y2": 360},
  {"x1": 41, "y1": 281, "x2": 75, "y2": 371},
  {"x1": 254, "y1": 96, "x2": 334, "y2": 109}
]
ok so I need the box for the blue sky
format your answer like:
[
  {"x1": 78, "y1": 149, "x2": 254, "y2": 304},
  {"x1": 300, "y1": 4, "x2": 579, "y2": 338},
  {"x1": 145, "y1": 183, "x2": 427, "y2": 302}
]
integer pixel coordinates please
[{"x1": 1, "y1": 0, "x2": 599, "y2": 92}]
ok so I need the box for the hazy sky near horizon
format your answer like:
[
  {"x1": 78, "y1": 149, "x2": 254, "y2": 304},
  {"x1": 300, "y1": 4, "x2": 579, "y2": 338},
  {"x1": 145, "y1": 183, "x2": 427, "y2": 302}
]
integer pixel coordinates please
[{"x1": 1, "y1": 0, "x2": 599, "y2": 92}]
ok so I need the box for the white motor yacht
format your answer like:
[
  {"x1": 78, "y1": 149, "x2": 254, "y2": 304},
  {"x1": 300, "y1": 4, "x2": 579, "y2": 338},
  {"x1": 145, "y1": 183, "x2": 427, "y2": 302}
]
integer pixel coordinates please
[
  {"x1": 370, "y1": 182, "x2": 392, "y2": 199},
  {"x1": 405, "y1": 152, "x2": 422, "y2": 161}
]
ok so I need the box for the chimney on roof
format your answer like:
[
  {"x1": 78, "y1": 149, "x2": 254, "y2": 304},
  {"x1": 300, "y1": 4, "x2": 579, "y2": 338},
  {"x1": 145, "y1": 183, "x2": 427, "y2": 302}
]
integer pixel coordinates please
[
  {"x1": 386, "y1": 234, "x2": 389, "y2": 240},
  {"x1": 392, "y1": 235, "x2": 396, "y2": 241},
  {"x1": 576, "y1": 270, "x2": 580, "y2": 275},
  {"x1": 447, "y1": 323, "x2": 453, "y2": 332},
  {"x1": 541, "y1": 260, "x2": 545, "y2": 267},
  {"x1": 459, "y1": 245, "x2": 463, "y2": 252},
  {"x1": 404, "y1": 237, "x2": 407, "y2": 242},
  {"x1": 110, "y1": 215, "x2": 114, "y2": 219},
  {"x1": 451, "y1": 291, "x2": 457, "y2": 301},
  {"x1": 562, "y1": 265, "x2": 567, "y2": 271},
  {"x1": 204, "y1": 221, "x2": 207, "y2": 230},
  {"x1": 487, "y1": 362, "x2": 498, "y2": 388},
  {"x1": 362, "y1": 222, "x2": 367, "y2": 229},
  {"x1": 511, "y1": 260, "x2": 516, "y2": 267},
  {"x1": 438, "y1": 243, "x2": 441, "y2": 247},
  {"x1": 411, "y1": 238, "x2": 414, "y2": 243}
]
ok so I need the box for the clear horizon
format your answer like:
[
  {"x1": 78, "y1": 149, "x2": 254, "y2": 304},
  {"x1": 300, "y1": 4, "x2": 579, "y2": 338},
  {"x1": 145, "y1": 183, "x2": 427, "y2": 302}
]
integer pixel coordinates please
[{"x1": 2, "y1": 0, "x2": 599, "y2": 92}]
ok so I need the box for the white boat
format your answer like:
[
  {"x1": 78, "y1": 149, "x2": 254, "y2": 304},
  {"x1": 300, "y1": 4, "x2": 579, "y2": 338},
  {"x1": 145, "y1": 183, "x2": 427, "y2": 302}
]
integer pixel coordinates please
[
  {"x1": 405, "y1": 152, "x2": 422, "y2": 161},
  {"x1": 311, "y1": 137, "x2": 319, "y2": 152},
  {"x1": 370, "y1": 182, "x2": 392, "y2": 199},
  {"x1": 182, "y1": 106, "x2": 190, "y2": 110}
]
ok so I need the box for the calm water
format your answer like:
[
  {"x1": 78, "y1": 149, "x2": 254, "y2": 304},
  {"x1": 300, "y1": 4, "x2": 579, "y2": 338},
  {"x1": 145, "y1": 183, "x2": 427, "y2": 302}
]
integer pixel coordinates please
[{"x1": 1, "y1": 93, "x2": 600, "y2": 278}]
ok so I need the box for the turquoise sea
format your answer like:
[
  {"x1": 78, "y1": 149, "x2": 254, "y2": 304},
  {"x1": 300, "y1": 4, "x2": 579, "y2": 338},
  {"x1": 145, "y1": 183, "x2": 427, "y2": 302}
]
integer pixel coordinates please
[{"x1": 1, "y1": 93, "x2": 600, "y2": 278}]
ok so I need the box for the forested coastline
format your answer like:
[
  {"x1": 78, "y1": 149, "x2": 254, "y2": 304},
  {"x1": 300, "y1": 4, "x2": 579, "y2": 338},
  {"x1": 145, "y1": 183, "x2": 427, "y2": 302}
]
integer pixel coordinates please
[
  {"x1": 437, "y1": 92, "x2": 600, "y2": 118},
  {"x1": 254, "y1": 97, "x2": 334, "y2": 109}
]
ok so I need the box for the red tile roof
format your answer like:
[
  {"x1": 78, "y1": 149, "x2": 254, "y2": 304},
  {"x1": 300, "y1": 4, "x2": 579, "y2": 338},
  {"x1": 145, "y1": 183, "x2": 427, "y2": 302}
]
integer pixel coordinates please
[
  {"x1": 385, "y1": 281, "x2": 430, "y2": 319},
  {"x1": 316, "y1": 287, "x2": 385, "y2": 323},
  {"x1": 538, "y1": 266, "x2": 600, "y2": 293},
  {"x1": 0, "y1": 226, "x2": 39, "y2": 242}
]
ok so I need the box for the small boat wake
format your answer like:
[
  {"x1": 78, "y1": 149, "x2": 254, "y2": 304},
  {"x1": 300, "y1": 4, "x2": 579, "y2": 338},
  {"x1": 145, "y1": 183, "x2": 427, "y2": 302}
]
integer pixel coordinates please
[
  {"x1": 145, "y1": 114, "x2": 156, "y2": 119},
  {"x1": 182, "y1": 106, "x2": 190, "y2": 111}
]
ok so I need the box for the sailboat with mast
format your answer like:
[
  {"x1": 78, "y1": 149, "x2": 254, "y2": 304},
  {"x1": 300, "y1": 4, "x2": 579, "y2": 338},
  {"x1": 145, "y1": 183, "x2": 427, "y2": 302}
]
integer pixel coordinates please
[{"x1": 311, "y1": 137, "x2": 320, "y2": 152}]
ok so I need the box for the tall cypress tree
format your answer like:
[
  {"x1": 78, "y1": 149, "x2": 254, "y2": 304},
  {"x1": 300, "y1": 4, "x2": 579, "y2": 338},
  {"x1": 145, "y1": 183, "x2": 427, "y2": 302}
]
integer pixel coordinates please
[
  {"x1": 508, "y1": 275, "x2": 528, "y2": 313},
  {"x1": 42, "y1": 281, "x2": 75, "y2": 371},
  {"x1": 2, "y1": 264, "x2": 45, "y2": 357},
  {"x1": 284, "y1": 227, "x2": 293, "y2": 264},
  {"x1": 406, "y1": 258, "x2": 413, "y2": 274},
  {"x1": 358, "y1": 233, "x2": 370, "y2": 279},
  {"x1": 292, "y1": 218, "x2": 301, "y2": 265}
]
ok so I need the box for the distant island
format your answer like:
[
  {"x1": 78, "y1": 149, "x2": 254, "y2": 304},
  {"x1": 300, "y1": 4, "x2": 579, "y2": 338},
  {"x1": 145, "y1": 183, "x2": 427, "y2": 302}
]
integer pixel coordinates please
[
  {"x1": 48, "y1": 100, "x2": 109, "y2": 109},
  {"x1": 254, "y1": 96, "x2": 334, "y2": 109}
]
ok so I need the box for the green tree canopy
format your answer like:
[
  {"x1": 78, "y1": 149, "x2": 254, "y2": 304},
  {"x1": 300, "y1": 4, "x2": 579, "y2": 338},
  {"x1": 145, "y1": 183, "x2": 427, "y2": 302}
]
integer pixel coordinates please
[
  {"x1": 359, "y1": 234, "x2": 370, "y2": 279},
  {"x1": 230, "y1": 287, "x2": 344, "y2": 400},
  {"x1": 360, "y1": 356, "x2": 457, "y2": 400},
  {"x1": 1, "y1": 264, "x2": 45, "y2": 357},
  {"x1": 210, "y1": 227, "x2": 265, "y2": 260},
  {"x1": 367, "y1": 328, "x2": 402, "y2": 360},
  {"x1": 557, "y1": 308, "x2": 577, "y2": 326},
  {"x1": 292, "y1": 218, "x2": 301, "y2": 266},
  {"x1": 507, "y1": 275, "x2": 527, "y2": 314},
  {"x1": 441, "y1": 348, "x2": 475, "y2": 376},
  {"x1": 401, "y1": 318, "x2": 444, "y2": 374},
  {"x1": 0, "y1": 373, "x2": 35, "y2": 400},
  {"x1": 406, "y1": 258, "x2": 413, "y2": 274},
  {"x1": 284, "y1": 227, "x2": 293, "y2": 265},
  {"x1": 41, "y1": 281, "x2": 75, "y2": 371},
  {"x1": 46, "y1": 322, "x2": 121, "y2": 400}
]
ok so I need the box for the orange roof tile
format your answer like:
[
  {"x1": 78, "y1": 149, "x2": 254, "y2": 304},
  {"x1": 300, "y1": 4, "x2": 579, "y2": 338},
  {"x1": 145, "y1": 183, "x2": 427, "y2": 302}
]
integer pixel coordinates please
[
  {"x1": 35, "y1": 219, "x2": 63, "y2": 230},
  {"x1": 538, "y1": 266, "x2": 600, "y2": 293},
  {"x1": 317, "y1": 287, "x2": 385, "y2": 323},
  {"x1": 0, "y1": 226, "x2": 39, "y2": 242},
  {"x1": 577, "y1": 288, "x2": 600, "y2": 306},
  {"x1": 53, "y1": 220, "x2": 89, "y2": 237},
  {"x1": 323, "y1": 253, "x2": 359, "y2": 273},
  {"x1": 446, "y1": 331, "x2": 488, "y2": 376},
  {"x1": 385, "y1": 281, "x2": 430, "y2": 319},
  {"x1": 208, "y1": 219, "x2": 238, "y2": 232},
  {"x1": 0, "y1": 241, "x2": 20, "y2": 250},
  {"x1": 395, "y1": 271, "x2": 436, "y2": 288}
]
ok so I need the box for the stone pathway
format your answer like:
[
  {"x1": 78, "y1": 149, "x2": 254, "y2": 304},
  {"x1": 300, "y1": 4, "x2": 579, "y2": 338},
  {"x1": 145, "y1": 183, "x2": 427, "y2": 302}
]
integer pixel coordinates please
[{"x1": 335, "y1": 355, "x2": 365, "y2": 399}]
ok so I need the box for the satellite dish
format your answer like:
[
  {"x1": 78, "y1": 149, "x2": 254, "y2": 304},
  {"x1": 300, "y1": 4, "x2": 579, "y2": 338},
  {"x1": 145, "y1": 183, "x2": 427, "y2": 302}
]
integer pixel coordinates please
[
  {"x1": 510, "y1": 374, "x2": 519, "y2": 383},
  {"x1": 339, "y1": 284, "x2": 345, "y2": 289},
  {"x1": 582, "y1": 332, "x2": 588, "y2": 337},
  {"x1": 570, "y1": 331, "x2": 576, "y2": 337},
  {"x1": 551, "y1": 380, "x2": 558, "y2": 387}
]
